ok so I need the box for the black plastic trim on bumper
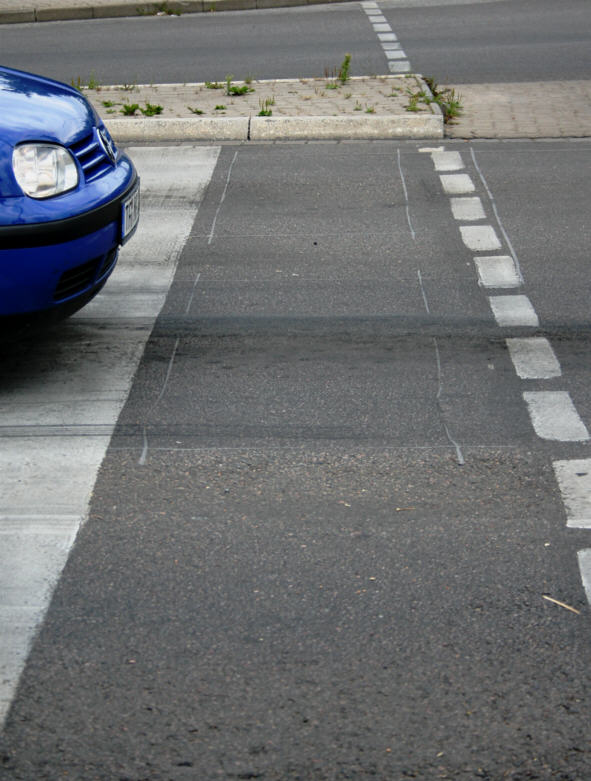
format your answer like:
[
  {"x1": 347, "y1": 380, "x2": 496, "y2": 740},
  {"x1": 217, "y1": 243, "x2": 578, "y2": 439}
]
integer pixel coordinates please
[{"x1": 0, "y1": 173, "x2": 138, "y2": 250}]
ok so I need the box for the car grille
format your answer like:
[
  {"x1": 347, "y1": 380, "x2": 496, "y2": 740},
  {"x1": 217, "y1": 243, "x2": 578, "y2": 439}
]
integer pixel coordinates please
[
  {"x1": 69, "y1": 128, "x2": 117, "y2": 183},
  {"x1": 53, "y1": 249, "x2": 117, "y2": 301}
]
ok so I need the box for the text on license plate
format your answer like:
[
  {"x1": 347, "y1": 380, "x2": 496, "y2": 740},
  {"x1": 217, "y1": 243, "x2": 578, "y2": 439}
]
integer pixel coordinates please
[{"x1": 121, "y1": 182, "x2": 140, "y2": 243}]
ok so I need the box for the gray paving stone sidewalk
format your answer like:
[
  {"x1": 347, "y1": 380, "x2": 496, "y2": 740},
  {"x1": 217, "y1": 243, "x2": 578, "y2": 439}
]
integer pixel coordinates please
[
  {"x1": 445, "y1": 81, "x2": 591, "y2": 139},
  {"x1": 87, "y1": 75, "x2": 443, "y2": 141}
]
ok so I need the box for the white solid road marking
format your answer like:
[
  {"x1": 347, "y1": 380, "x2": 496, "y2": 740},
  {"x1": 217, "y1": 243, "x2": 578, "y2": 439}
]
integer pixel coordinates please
[
  {"x1": 450, "y1": 197, "x2": 485, "y2": 221},
  {"x1": 474, "y1": 255, "x2": 521, "y2": 288},
  {"x1": 459, "y1": 225, "x2": 502, "y2": 252},
  {"x1": 506, "y1": 338, "x2": 561, "y2": 379},
  {"x1": 523, "y1": 392, "x2": 589, "y2": 442},
  {"x1": 553, "y1": 460, "x2": 591, "y2": 528},
  {"x1": 488, "y1": 295, "x2": 539, "y2": 327},
  {"x1": 577, "y1": 550, "x2": 591, "y2": 603},
  {"x1": 0, "y1": 146, "x2": 220, "y2": 728},
  {"x1": 439, "y1": 174, "x2": 475, "y2": 194}
]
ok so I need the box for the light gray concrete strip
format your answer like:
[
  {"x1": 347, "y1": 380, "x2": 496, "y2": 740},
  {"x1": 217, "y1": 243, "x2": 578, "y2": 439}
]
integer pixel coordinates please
[
  {"x1": 0, "y1": 145, "x2": 220, "y2": 729},
  {"x1": 105, "y1": 117, "x2": 250, "y2": 142},
  {"x1": 249, "y1": 114, "x2": 442, "y2": 139}
]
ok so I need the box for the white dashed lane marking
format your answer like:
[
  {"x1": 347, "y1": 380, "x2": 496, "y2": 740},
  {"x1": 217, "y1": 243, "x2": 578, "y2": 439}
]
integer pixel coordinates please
[
  {"x1": 459, "y1": 225, "x2": 502, "y2": 252},
  {"x1": 577, "y1": 551, "x2": 591, "y2": 603},
  {"x1": 488, "y1": 295, "x2": 539, "y2": 327},
  {"x1": 474, "y1": 256, "x2": 521, "y2": 288},
  {"x1": 426, "y1": 144, "x2": 591, "y2": 606},
  {"x1": 523, "y1": 392, "x2": 589, "y2": 442},
  {"x1": 506, "y1": 338, "x2": 561, "y2": 379},
  {"x1": 440, "y1": 174, "x2": 475, "y2": 195},
  {"x1": 451, "y1": 197, "x2": 485, "y2": 221},
  {"x1": 432, "y1": 151, "x2": 464, "y2": 171},
  {"x1": 0, "y1": 146, "x2": 220, "y2": 728},
  {"x1": 553, "y1": 461, "x2": 591, "y2": 529},
  {"x1": 362, "y1": 0, "x2": 411, "y2": 73}
]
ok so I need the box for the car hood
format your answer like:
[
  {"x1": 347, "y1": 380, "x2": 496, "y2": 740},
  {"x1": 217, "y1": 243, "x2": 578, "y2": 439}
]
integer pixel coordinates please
[
  {"x1": 0, "y1": 66, "x2": 100, "y2": 198},
  {"x1": 0, "y1": 66, "x2": 96, "y2": 146}
]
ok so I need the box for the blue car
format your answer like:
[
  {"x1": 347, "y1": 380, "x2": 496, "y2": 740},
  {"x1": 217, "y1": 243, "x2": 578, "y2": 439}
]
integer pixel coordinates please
[{"x1": 0, "y1": 66, "x2": 139, "y2": 325}]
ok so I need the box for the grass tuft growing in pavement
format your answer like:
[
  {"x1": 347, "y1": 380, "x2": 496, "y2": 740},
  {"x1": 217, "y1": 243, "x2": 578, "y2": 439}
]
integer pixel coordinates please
[
  {"x1": 258, "y1": 96, "x2": 275, "y2": 116},
  {"x1": 405, "y1": 76, "x2": 463, "y2": 123},
  {"x1": 140, "y1": 103, "x2": 163, "y2": 116},
  {"x1": 324, "y1": 53, "x2": 352, "y2": 90}
]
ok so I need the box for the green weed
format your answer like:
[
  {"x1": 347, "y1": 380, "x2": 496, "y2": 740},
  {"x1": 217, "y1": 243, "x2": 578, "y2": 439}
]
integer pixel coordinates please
[
  {"x1": 120, "y1": 103, "x2": 140, "y2": 116},
  {"x1": 140, "y1": 103, "x2": 163, "y2": 116},
  {"x1": 155, "y1": 2, "x2": 181, "y2": 14},
  {"x1": 70, "y1": 72, "x2": 100, "y2": 92},
  {"x1": 338, "y1": 53, "x2": 351, "y2": 84},
  {"x1": 407, "y1": 76, "x2": 463, "y2": 123},
  {"x1": 258, "y1": 96, "x2": 274, "y2": 116}
]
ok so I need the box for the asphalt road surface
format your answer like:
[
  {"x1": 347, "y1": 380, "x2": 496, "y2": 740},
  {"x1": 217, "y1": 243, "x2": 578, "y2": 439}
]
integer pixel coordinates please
[
  {"x1": 0, "y1": 0, "x2": 589, "y2": 86},
  {"x1": 2, "y1": 139, "x2": 591, "y2": 779}
]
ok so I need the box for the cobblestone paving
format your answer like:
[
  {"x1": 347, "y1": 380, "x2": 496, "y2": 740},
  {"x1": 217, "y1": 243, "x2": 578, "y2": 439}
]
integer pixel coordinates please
[
  {"x1": 86, "y1": 75, "x2": 424, "y2": 121},
  {"x1": 445, "y1": 81, "x2": 591, "y2": 139}
]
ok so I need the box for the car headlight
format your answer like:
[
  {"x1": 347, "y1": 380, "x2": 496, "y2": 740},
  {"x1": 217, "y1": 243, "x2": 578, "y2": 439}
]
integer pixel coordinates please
[{"x1": 12, "y1": 143, "x2": 79, "y2": 199}]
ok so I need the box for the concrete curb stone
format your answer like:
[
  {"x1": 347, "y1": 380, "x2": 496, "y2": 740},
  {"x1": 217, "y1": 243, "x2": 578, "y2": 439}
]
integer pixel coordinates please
[
  {"x1": 249, "y1": 114, "x2": 442, "y2": 140},
  {"x1": 105, "y1": 116, "x2": 251, "y2": 141},
  {"x1": 0, "y1": 0, "x2": 348, "y2": 24},
  {"x1": 105, "y1": 114, "x2": 443, "y2": 142}
]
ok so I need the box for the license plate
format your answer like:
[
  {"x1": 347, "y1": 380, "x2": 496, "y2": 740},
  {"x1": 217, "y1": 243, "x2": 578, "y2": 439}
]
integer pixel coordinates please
[{"x1": 121, "y1": 181, "x2": 140, "y2": 243}]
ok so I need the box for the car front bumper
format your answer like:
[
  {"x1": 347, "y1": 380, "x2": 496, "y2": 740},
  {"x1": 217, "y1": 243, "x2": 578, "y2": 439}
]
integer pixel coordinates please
[{"x1": 0, "y1": 172, "x2": 139, "y2": 318}]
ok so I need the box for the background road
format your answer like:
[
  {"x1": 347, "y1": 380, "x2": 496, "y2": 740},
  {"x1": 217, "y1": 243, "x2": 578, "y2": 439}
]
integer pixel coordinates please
[
  {"x1": 0, "y1": 0, "x2": 589, "y2": 85},
  {"x1": 2, "y1": 139, "x2": 591, "y2": 778}
]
